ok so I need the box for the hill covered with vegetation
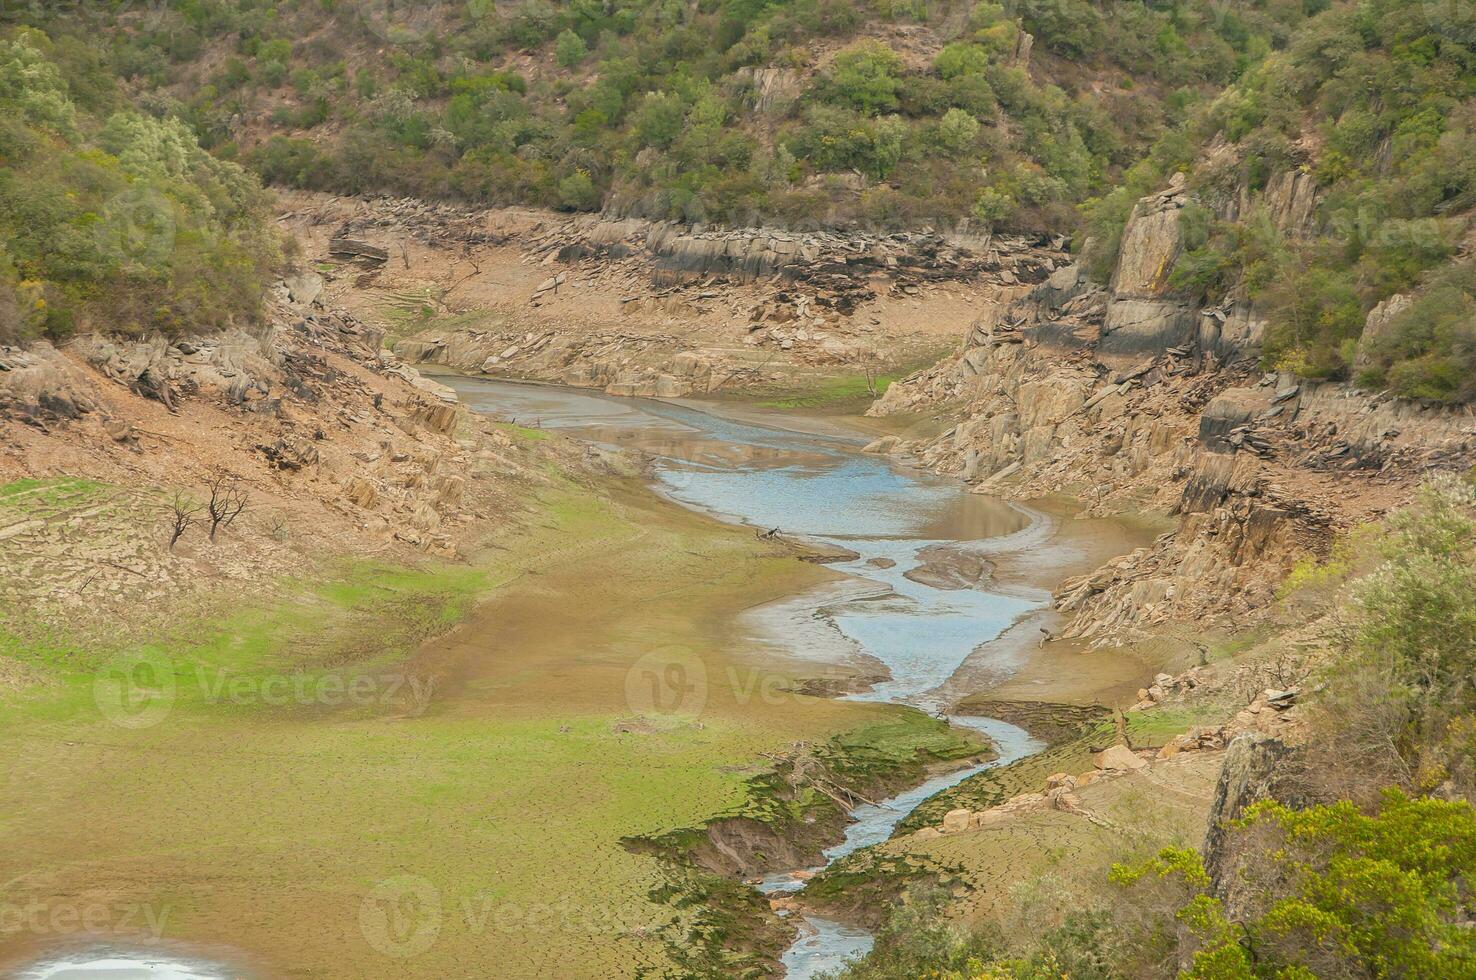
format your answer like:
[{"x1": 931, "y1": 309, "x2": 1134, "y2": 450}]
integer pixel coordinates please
[
  {"x1": 17, "y1": 0, "x2": 1310, "y2": 232},
  {"x1": 1083, "y1": 0, "x2": 1476, "y2": 400},
  {"x1": 0, "y1": 28, "x2": 278, "y2": 344},
  {"x1": 4, "y1": 0, "x2": 1475, "y2": 391}
]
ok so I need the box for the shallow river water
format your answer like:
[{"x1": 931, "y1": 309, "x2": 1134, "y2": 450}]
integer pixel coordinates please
[{"x1": 447, "y1": 379, "x2": 1057, "y2": 978}]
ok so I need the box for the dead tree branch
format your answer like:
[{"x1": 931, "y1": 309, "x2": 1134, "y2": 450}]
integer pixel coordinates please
[
  {"x1": 167, "y1": 491, "x2": 200, "y2": 549},
  {"x1": 206, "y1": 472, "x2": 249, "y2": 541}
]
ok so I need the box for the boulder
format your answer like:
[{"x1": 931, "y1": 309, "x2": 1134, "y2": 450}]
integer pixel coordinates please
[
  {"x1": 104, "y1": 418, "x2": 136, "y2": 442},
  {"x1": 1094, "y1": 744, "x2": 1149, "y2": 772},
  {"x1": 941, "y1": 808, "x2": 972, "y2": 833},
  {"x1": 284, "y1": 272, "x2": 325, "y2": 306},
  {"x1": 862, "y1": 435, "x2": 901, "y2": 454},
  {"x1": 653, "y1": 375, "x2": 691, "y2": 399}
]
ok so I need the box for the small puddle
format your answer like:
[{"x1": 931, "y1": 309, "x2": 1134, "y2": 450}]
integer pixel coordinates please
[
  {"x1": 13, "y1": 946, "x2": 237, "y2": 979},
  {"x1": 446, "y1": 378, "x2": 1063, "y2": 977}
]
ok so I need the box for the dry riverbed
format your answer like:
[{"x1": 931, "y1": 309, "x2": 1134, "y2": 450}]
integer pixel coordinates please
[
  {"x1": 2, "y1": 373, "x2": 1172, "y2": 980},
  {"x1": 0, "y1": 434, "x2": 982, "y2": 979}
]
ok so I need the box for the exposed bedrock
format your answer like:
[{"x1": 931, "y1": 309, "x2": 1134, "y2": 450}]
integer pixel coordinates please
[{"x1": 868, "y1": 173, "x2": 1476, "y2": 644}]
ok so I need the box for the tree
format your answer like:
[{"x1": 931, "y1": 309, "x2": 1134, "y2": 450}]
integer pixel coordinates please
[
  {"x1": 937, "y1": 108, "x2": 981, "y2": 157},
  {"x1": 1111, "y1": 791, "x2": 1476, "y2": 979},
  {"x1": 205, "y1": 471, "x2": 249, "y2": 541},
  {"x1": 554, "y1": 29, "x2": 587, "y2": 68},
  {"x1": 166, "y1": 491, "x2": 199, "y2": 549},
  {"x1": 823, "y1": 42, "x2": 904, "y2": 114},
  {"x1": 934, "y1": 42, "x2": 990, "y2": 80},
  {"x1": 556, "y1": 169, "x2": 599, "y2": 211},
  {"x1": 632, "y1": 91, "x2": 686, "y2": 149}
]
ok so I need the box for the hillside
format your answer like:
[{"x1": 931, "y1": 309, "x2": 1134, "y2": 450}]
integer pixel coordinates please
[
  {"x1": 1080, "y1": 0, "x2": 1476, "y2": 400},
  {"x1": 0, "y1": 28, "x2": 278, "y2": 345},
  {"x1": 5, "y1": 2, "x2": 1476, "y2": 978},
  {"x1": 18, "y1": 0, "x2": 1309, "y2": 231}
]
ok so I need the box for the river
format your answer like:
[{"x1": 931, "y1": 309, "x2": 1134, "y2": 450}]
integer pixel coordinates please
[
  {"x1": 444, "y1": 378, "x2": 1058, "y2": 978},
  {"x1": 14, "y1": 379, "x2": 1065, "y2": 980}
]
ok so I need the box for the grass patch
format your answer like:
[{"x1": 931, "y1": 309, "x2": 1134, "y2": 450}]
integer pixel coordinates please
[
  {"x1": 756, "y1": 372, "x2": 898, "y2": 410},
  {"x1": 0, "y1": 477, "x2": 943, "y2": 977},
  {"x1": 0, "y1": 476, "x2": 108, "y2": 509}
]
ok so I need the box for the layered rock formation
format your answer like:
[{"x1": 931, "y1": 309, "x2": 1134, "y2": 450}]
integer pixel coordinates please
[
  {"x1": 869, "y1": 175, "x2": 1476, "y2": 643},
  {"x1": 358, "y1": 196, "x2": 1074, "y2": 401}
]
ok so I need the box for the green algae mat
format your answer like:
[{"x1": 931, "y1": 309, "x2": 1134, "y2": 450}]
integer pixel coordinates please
[{"x1": 0, "y1": 477, "x2": 970, "y2": 978}]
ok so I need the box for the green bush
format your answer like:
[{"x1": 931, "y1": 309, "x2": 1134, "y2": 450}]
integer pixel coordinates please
[
  {"x1": 553, "y1": 29, "x2": 587, "y2": 69},
  {"x1": 556, "y1": 169, "x2": 599, "y2": 211},
  {"x1": 1112, "y1": 791, "x2": 1476, "y2": 979},
  {"x1": 12, "y1": 0, "x2": 1310, "y2": 236},
  {"x1": 0, "y1": 31, "x2": 277, "y2": 341},
  {"x1": 936, "y1": 107, "x2": 981, "y2": 158},
  {"x1": 819, "y1": 42, "x2": 904, "y2": 115},
  {"x1": 1359, "y1": 262, "x2": 1476, "y2": 403}
]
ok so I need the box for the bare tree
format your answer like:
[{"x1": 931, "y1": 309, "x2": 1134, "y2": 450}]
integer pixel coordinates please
[
  {"x1": 167, "y1": 492, "x2": 200, "y2": 550},
  {"x1": 206, "y1": 472, "x2": 249, "y2": 541}
]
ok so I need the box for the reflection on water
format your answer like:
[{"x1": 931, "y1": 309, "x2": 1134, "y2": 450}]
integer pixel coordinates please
[
  {"x1": 762, "y1": 718, "x2": 1045, "y2": 976},
  {"x1": 780, "y1": 915, "x2": 875, "y2": 978},
  {"x1": 12, "y1": 379, "x2": 1053, "y2": 980},
  {"x1": 448, "y1": 377, "x2": 1040, "y2": 710}
]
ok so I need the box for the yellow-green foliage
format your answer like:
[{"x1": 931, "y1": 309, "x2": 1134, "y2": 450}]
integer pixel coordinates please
[
  {"x1": 1275, "y1": 520, "x2": 1381, "y2": 599},
  {"x1": 0, "y1": 28, "x2": 278, "y2": 342},
  {"x1": 16, "y1": 0, "x2": 1308, "y2": 233},
  {"x1": 1101, "y1": 0, "x2": 1476, "y2": 399},
  {"x1": 1111, "y1": 791, "x2": 1476, "y2": 979}
]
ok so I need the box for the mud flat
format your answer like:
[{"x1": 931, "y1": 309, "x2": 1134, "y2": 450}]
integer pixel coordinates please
[
  {"x1": 442, "y1": 378, "x2": 1158, "y2": 977},
  {"x1": 1, "y1": 374, "x2": 1153, "y2": 980}
]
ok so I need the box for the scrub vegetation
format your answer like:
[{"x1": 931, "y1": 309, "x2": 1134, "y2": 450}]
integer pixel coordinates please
[
  {"x1": 10, "y1": 0, "x2": 1309, "y2": 233},
  {"x1": 1083, "y1": 0, "x2": 1476, "y2": 400}
]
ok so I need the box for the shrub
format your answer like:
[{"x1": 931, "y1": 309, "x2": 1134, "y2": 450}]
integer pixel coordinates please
[
  {"x1": 556, "y1": 169, "x2": 599, "y2": 210},
  {"x1": 820, "y1": 41, "x2": 904, "y2": 114},
  {"x1": 1358, "y1": 262, "x2": 1476, "y2": 403},
  {"x1": 1111, "y1": 791, "x2": 1476, "y2": 979},
  {"x1": 934, "y1": 42, "x2": 990, "y2": 81},
  {"x1": 554, "y1": 29, "x2": 587, "y2": 68},
  {"x1": 936, "y1": 107, "x2": 981, "y2": 157},
  {"x1": 0, "y1": 35, "x2": 277, "y2": 340}
]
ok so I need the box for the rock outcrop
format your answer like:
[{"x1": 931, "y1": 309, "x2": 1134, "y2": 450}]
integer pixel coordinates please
[
  {"x1": 1099, "y1": 174, "x2": 1197, "y2": 366},
  {"x1": 867, "y1": 174, "x2": 1476, "y2": 643}
]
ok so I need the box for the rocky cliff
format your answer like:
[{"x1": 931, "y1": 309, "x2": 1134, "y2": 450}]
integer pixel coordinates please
[{"x1": 868, "y1": 175, "x2": 1476, "y2": 643}]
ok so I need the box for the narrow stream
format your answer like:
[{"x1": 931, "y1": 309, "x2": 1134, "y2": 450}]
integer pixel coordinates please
[{"x1": 446, "y1": 378, "x2": 1059, "y2": 978}]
